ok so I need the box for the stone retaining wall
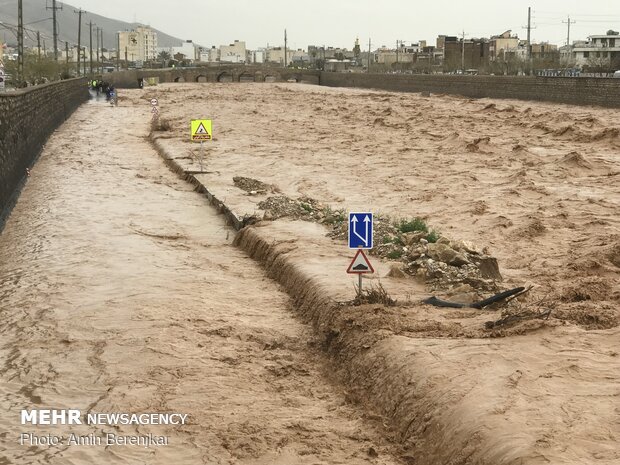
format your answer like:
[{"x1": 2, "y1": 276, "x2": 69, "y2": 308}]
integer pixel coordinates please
[{"x1": 319, "y1": 72, "x2": 620, "y2": 108}]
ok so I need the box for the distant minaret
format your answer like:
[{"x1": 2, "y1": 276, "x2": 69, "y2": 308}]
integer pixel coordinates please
[
  {"x1": 284, "y1": 29, "x2": 287, "y2": 67},
  {"x1": 353, "y1": 37, "x2": 361, "y2": 58}
]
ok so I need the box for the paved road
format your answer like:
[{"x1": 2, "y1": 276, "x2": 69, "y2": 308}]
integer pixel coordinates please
[{"x1": 0, "y1": 95, "x2": 399, "y2": 465}]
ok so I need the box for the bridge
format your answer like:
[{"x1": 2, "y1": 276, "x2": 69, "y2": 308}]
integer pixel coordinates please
[{"x1": 106, "y1": 64, "x2": 322, "y2": 88}]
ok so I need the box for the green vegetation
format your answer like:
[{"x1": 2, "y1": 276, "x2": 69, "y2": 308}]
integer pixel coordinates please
[
  {"x1": 300, "y1": 202, "x2": 313, "y2": 213},
  {"x1": 396, "y1": 217, "x2": 428, "y2": 234},
  {"x1": 382, "y1": 235, "x2": 404, "y2": 245},
  {"x1": 4, "y1": 55, "x2": 76, "y2": 88},
  {"x1": 322, "y1": 206, "x2": 347, "y2": 225},
  {"x1": 386, "y1": 250, "x2": 403, "y2": 260},
  {"x1": 426, "y1": 230, "x2": 440, "y2": 243}
]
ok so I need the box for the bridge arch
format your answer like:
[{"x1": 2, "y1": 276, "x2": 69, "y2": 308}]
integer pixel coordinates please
[
  {"x1": 217, "y1": 72, "x2": 233, "y2": 83},
  {"x1": 174, "y1": 76, "x2": 185, "y2": 83},
  {"x1": 264, "y1": 75, "x2": 277, "y2": 83},
  {"x1": 196, "y1": 75, "x2": 208, "y2": 83},
  {"x1": 239, "y1": 73, "x2": 254, "y2": 83}
]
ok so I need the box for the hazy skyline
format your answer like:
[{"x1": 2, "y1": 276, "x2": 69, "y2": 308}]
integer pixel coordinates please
[{"x1": 9, "y1": 0, "x2": 620, "y2": 49}]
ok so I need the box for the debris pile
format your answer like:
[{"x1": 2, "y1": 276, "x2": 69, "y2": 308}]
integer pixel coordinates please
[
  {"x1": 258, "y1": 195, "x2": 324, "y2": 220},
  {"x1": 233, "y1": 176, "x2": 275, "y2": 195},
  {"x1": 257, "y1": 195, "x2": 503, "y2": 292}
]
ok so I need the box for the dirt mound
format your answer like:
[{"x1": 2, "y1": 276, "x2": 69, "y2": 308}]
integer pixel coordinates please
[{"x1": 233, "y1": 176, "x2": 275, "y2": 194}]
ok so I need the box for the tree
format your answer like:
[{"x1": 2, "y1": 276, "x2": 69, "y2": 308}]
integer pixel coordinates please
[
  {"x1": 585, "y1": 54, "x2": 612, "y2": 74},
  {"x1": 158, "y1": 50, "x2": 171, "y2": 67}
]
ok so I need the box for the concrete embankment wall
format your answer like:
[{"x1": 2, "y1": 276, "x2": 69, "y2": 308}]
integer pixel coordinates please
[
  {"x1": 320, "y1": 72, "x2": 620, "y2": 108},
  {"x1": 0, "y1": 78, "x2": 89, "y2": 227}
]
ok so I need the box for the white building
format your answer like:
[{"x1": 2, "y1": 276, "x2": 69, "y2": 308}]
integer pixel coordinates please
[
  {"x1": 118, "y1": 26, "x2": 157, "y2": 62},
  {"x1": 567, "y1": 33, "x2": 620, "y2": 67},
  {"x1": 220, "y1": 40, "x2": 246, "y2": 63}
]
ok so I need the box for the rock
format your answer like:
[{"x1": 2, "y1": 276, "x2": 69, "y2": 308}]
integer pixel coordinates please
[
  {"x1": 408, "y1": 251, "x2": 422, "y2": 261},
  {"x1": 427, "y1": 243, "x2": 469, "y2": 267},
  {"x1": 386, "y1": 264, "x2": 407, "y2": 279},
  {"x1": 473, "y1": 256, "x2": 503, "y2": 281},
  {"x1": 437, "y1": 236, "x2": 451, "y2": 246},
  {"x1": 415, "y1": 267, "x2": 428, "y2": 280},
  {"x1": 420, "y1": 238, "x2": 428, "y2": 245},
  {"x1": 450, "y1": 253, "x2": 470, "y2": 267},
  {"x1": 402, "y1": 231, "x2": 427, "y2": 246},
  {"x1": 453, "y1": 240, "x2": 482, "y2": 255}
]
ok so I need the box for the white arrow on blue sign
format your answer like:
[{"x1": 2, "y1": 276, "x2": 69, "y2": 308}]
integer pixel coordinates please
[{"x1": 348, "y1": 212, "x2": 373, "y2": 249}]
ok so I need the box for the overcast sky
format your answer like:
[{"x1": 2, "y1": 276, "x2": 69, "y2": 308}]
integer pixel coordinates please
[{"x1": 49, "y1": 0, "x2": 620, "y2": 49}]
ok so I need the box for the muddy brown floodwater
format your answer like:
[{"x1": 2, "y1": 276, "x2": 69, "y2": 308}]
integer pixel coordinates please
[{"x1": 0, "y1": 98, "x2": 402, "y2": 464}]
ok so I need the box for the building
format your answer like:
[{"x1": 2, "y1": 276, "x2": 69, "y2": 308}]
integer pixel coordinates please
[
  {"x1": 567, "y1": 32, "x2": 620, "y2": 70},
  {"x1": 530, "y1": 42, "x2": 558, "y2": 57},
  {"x1": 324, "y1": 59, "x2": 355, "y2": 72},
  {"x1": 442, "y1": 36, "x2": 490, "y2": 71},
  {"x1": 490, "y1": 30, "x2": 520, "y2": 60},
  {"x1": 118, "y1": 26, "x2": 158, "y2": 62},
  {"x1": 250, "y1": 50, "x2": 264, "y2": 64},
  {"x1": 220, "y1": 40, "x2": 246, "y2": 63}
]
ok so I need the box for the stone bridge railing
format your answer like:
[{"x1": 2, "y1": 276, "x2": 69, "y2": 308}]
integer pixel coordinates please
[{"x1": 107, "y1": 65, "x2": 321, "y2": 88}]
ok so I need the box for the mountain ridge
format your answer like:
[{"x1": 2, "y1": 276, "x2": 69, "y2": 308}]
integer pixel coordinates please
[{"x1": 0, "y1": 0, "x2": 183, "y2": 50}]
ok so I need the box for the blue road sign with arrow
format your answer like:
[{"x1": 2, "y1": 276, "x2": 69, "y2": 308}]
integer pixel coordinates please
[{"x1": 348, "y1": 212, "x2": 373, "y2": 249}]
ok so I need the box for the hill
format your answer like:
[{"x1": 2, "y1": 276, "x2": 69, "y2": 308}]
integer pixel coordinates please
[{"x1": 0, "y1": 0, "x2": 183, "y2": 50}]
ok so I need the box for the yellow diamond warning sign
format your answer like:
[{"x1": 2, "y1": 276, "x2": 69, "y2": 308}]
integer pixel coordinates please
[{"x1": 191, "y1": 119, "x2": 212, "y2": 141}]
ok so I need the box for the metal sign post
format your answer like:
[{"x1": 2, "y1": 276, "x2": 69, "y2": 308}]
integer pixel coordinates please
[
  {"x1": 199, "y1": 140, "x2": 204, "y2": 173},
  {"x1": 346, "y1": 248, "x2": 375, "y2": 297},
  {"x1": 190, "y1": 119, "x2": 213, "y2": 173},
  {"x1": 150, "y1": 98, "x2": 159, "y2": 122}
]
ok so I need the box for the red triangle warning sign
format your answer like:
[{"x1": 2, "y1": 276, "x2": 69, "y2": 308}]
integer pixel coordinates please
[{"x1": 347, "y1": 249, "x2": 374, "y2": 274}]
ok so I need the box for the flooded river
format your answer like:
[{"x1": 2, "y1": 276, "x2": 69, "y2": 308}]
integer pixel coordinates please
[{"x1": 0, "y1": 96, "x2": 398, "y2": 465}]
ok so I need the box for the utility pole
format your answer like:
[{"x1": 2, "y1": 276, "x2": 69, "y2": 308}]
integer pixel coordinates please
[
  {"x1": 74, "y1": 8, "x2": 85, "y2": 75},
  {"x1": 367, "y1": 37, "x2": 371, "y2": 73},
  {"x1": 284, "y1": 29, "x2": 287, "y2": 68},
  {"x1": 96, "y1": 27, "x2": 100, "y2": 71},
  {"x1": 522, "y1": 6, "x2": 537, "y2": 75},
  {"x1": 116, "y1": 32, "x2": 120, "y2": 71},
  {"x1": 461, "y1": 30, "x2": 466, "y2": 73},
  {"x1": 396, "y1": 40, "x2": 399, "y2": 64},
  {"x1": 47, "y1": 0, "x2": 62, "y2": 61},
  {"x1": 88, "y1": 21, "x2": 95, "y2": 74},
  {"x1": 65, "y1": 41, "x2": 69, "y2": 65},
  {"x1": 37, "y1": 31, "x2": 41, "y2": 59},
  {"x1": 526, "y1": 7, "x2": 532, "y2": 60},
  {"x1": 17, "y1": 0, "x2": 24, "y2": 83},
  {"x1": 100, "y1": 28, "x2": 104, "y2": 72},
  {"x1": 562, "y1": 15, "x2": 576, "y2": 47}
]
